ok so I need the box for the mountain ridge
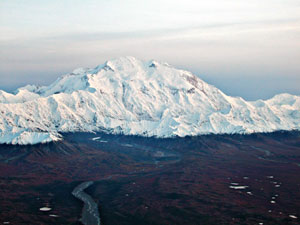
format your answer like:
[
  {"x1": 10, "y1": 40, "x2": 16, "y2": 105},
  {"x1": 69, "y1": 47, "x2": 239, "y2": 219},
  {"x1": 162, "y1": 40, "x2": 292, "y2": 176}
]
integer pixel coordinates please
[{"x1": 0, "y1": 56, "x2": 299, "y2": 145}]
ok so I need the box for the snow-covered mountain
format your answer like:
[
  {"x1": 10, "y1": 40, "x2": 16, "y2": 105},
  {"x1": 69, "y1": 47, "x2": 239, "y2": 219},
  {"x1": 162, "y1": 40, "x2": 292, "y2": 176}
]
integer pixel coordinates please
[{"x1": 0, "y1": 56, "x2": 299, "y2": 145}]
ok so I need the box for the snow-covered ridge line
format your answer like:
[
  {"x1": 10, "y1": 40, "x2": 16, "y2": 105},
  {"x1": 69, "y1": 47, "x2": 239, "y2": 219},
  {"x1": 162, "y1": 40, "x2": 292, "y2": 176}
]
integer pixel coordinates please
[{"x1": 0, "y1": 56, "x2": 299, "y2": 145}]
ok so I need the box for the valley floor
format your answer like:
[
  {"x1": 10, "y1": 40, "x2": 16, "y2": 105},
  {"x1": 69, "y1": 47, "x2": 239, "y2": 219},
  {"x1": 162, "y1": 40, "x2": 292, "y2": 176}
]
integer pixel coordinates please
[{"x1": 0, "y1": 131, "x2": 300, "y2": 225}]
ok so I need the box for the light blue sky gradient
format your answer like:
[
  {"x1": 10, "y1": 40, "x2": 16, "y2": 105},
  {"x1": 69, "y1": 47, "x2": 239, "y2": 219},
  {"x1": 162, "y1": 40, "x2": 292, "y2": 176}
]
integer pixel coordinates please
[{"x1": 1, "y1": 0, "x2": 300, "y2": 100}]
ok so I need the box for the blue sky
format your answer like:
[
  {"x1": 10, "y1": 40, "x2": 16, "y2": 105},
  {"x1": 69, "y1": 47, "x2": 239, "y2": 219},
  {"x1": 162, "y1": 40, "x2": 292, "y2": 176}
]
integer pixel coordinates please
[{"x1": 1, "y1": 0, "x2": 300, "y2": 100}]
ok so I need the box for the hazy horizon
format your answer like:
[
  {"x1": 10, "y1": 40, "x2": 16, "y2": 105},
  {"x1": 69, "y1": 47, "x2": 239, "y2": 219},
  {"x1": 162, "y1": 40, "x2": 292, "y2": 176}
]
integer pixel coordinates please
[{"x1": 1, "y1": 0, "x2": 300, "y2": 100}]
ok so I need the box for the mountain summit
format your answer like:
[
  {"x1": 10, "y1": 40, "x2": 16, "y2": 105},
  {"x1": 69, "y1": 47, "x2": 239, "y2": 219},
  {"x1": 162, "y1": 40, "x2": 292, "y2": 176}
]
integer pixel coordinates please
[{"x1": 1, "y1": 56, "x2": 299, "y2": 145}]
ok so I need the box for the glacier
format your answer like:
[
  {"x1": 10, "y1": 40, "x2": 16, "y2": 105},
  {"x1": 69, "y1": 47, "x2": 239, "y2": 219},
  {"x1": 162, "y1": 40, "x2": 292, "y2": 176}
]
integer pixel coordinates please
[{"x1": 0, "y1": 56, "x2": 299, "y2": 145}]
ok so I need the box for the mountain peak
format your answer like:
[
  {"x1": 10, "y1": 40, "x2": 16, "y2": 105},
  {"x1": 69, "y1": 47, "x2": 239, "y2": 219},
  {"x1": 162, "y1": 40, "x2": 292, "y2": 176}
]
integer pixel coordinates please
[{"x1": 0, "y1": 57, "x2": 299, "y2": 145}]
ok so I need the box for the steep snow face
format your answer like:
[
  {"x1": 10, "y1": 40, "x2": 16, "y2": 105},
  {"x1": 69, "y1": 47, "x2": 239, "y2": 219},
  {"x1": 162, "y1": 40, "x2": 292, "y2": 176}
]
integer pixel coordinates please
[{"x1": 0, "y1": 56, "x2": 300, "y2": 145}]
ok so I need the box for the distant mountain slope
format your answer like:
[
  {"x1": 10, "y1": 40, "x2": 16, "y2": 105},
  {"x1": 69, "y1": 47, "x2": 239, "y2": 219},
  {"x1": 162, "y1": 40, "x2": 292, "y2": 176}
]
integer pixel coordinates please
[{"x1": 0, "y1": 56, "x2": 299, "y2": 145}]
